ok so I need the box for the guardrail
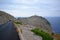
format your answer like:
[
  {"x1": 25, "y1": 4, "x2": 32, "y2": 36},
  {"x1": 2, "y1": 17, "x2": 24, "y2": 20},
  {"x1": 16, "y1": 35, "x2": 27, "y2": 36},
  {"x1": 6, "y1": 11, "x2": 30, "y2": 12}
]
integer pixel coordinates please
[{"x1": 13, "y1": 23, "x2": 23, "y2": 40}]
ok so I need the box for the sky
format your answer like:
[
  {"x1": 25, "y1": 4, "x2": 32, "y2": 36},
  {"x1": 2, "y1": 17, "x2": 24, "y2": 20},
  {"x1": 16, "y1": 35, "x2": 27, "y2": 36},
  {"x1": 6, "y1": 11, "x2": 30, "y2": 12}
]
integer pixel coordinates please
[{"x1": 0, "y1": 0, "x2": 60, "y2": 17}]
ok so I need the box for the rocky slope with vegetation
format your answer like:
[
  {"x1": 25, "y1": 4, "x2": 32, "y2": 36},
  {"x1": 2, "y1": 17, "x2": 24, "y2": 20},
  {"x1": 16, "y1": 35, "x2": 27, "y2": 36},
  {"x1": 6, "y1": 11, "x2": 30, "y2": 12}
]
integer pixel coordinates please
[
  {"x1": 18, "y1": 15, "x2": 52, "y2": 34},
  {"x1": 0, "y1": 11, "x2": 15, "y2": 25},
  {"x1": 1, "y1": 11, "x2": 59, "y2": 40}
]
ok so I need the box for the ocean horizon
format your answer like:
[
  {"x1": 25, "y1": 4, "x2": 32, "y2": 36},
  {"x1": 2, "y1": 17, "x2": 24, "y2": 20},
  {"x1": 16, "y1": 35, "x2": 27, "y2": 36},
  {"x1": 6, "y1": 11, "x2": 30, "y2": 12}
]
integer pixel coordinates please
[{"x1": 45, "y1": 17, "x2": 60, "y2": 34}]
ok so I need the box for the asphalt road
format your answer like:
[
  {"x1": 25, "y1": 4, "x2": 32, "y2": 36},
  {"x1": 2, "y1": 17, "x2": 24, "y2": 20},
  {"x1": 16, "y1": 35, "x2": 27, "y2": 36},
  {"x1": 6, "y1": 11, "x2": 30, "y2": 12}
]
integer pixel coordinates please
[{"x1": 0, "y1": 21, "x2": 20, "y2": 40}]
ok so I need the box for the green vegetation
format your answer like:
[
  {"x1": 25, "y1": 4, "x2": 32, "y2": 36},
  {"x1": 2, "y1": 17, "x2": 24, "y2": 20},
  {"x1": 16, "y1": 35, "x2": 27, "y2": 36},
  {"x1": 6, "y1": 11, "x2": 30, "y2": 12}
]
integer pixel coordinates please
[
  {"x1": 15, "y1": 21, "x2": 22, "y2": 25},
  {"x1": 31, "y1": 28, "x2": 53, "y2": 40}
]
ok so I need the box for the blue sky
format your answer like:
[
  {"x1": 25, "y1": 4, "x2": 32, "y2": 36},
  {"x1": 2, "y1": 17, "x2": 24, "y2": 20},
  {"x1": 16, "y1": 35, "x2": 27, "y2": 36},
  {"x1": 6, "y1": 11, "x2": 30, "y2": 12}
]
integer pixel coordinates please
[{"x1": 0, "y1": 0, "x2": 60, "y2": 17}]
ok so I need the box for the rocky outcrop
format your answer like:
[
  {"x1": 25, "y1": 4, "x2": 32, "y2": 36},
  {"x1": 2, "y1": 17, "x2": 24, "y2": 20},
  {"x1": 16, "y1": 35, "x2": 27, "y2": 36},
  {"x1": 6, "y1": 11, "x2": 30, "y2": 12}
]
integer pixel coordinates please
[
  {"x1": 19, "y1": 25, "x2": 42, "y2": 40},
  {"x1": 18, "y1": 15, "x2": 52, "y2": 34},
  {"x1": 0, "y1": 11, "x2": 15, "y2": 25}
]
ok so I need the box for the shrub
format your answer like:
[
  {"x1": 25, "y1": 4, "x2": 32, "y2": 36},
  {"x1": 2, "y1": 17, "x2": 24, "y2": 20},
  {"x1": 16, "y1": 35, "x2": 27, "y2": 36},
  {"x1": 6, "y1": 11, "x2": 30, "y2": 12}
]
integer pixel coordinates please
[
  {"x1": 51, "y1": 32, "x2": 54, "y2": 35},
  {"x1": 15, "y1": 21, "x2": 22, "y2": 25},
  {"x1": 31, "y1": 28, "x2": 53, "y2": 40}
]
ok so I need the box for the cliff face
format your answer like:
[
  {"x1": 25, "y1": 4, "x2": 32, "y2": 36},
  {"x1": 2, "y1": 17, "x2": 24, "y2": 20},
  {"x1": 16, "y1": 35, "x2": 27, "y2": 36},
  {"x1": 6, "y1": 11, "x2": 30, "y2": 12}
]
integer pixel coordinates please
[
  {"x1": 18, "y1": 15, "x2": 52, "y2": 34},
  {"x1": 0, "y1": 11, "x2": 15, "y2": 25}
]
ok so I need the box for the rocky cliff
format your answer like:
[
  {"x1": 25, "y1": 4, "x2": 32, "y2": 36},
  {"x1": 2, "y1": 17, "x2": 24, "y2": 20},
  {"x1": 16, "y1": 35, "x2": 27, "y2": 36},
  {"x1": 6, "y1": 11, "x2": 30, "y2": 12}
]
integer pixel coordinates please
[
  {"x1": 0, "y1": 11, "x2": 15, "y2": 25},
  {"x1": 18, "y1": 15, "x2": 52, "y2": 34},
  {"x1": 0, "y1": 11, "x2": 53, "y2": 40}
]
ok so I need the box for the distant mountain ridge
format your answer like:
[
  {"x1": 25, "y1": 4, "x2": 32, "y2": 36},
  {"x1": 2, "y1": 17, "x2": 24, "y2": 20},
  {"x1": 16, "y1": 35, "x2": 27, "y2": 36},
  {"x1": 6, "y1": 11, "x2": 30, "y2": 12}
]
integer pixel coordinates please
[{"x1": 0, "y1": 11, "x2": 15, "y2": 25}]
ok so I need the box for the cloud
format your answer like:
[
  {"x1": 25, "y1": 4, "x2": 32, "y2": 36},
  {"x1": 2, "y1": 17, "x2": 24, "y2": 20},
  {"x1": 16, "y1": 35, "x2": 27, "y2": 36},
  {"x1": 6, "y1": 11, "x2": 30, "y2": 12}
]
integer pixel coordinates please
[
  {"x1": 0, "y1": 0, "x2": 60, "y2": 17},
  {"x1": 0, "y1": 4, "x2": 40, "y2": 11},
  {"x1": 12, "y1": 0, "x2": 39, "y2": 4},
  {"x1": 20, "y1": 6, "x2": 30, "y2": 9},
  {"x1": 1, "y1": 9, "x2": 60, "y2": 17}
]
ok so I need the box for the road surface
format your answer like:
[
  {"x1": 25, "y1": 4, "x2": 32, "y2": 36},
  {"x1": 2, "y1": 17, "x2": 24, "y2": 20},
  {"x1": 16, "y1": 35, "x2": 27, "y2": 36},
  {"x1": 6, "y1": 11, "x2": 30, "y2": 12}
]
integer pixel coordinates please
[{"x1": 0, "y1": 21, "x2": 20, "y2": 40}]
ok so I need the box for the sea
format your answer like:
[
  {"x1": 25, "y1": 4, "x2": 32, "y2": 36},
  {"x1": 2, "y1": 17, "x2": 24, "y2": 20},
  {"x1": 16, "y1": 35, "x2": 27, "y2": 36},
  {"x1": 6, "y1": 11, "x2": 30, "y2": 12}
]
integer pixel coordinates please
[{"x1": 45, "y1": 17, "x2": 60, "y2": 34}]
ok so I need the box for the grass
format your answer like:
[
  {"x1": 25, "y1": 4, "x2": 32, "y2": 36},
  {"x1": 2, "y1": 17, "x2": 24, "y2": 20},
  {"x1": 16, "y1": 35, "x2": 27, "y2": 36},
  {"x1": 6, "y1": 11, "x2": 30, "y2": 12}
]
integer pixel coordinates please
[
  {"x1": 15, "y1": 21, "x2": 22, "y2": 25},
  {"x1": 31, "y1": 28, "x2": 53, "y2": 40}
]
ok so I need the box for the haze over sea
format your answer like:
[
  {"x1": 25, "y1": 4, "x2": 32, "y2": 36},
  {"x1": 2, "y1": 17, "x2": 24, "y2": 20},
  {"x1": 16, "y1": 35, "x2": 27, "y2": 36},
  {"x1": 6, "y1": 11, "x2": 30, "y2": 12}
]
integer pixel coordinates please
[{"x1": 45, "y1": 17, "x2": 60, "y2": 34}]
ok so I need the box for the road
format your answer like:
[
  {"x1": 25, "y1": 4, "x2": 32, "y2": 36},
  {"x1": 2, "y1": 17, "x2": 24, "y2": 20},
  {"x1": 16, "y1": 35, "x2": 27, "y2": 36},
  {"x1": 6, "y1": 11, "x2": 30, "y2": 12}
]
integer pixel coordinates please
[{"x1": 0, "y1": 21, "x2": 20, "y2": 40}]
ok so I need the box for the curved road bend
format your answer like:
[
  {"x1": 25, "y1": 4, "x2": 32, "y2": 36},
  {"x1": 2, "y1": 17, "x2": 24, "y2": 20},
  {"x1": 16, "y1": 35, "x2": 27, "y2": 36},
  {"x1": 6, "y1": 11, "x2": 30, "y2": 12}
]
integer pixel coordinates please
[{"x1": 0, "y1": 21, "x2": 20, "y2": 40}]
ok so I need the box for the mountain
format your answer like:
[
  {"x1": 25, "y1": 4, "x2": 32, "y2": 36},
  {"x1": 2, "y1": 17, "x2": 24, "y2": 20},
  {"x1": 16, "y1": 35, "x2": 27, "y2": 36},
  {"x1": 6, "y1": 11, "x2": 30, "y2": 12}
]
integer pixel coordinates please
[
  {"x1": 0, "y1": 11, "x2": 15, "y2": 25},
  {"x1": 18, "y1": 15, "x2": 52, "y2": 34}
]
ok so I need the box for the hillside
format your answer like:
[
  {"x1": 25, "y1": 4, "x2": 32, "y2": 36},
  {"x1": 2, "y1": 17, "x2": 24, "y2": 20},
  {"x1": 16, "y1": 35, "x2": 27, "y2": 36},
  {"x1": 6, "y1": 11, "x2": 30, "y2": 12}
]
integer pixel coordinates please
[
  {"x1": 0, "y1": 11, "x2": 54, "y2": 40},
  {"x1": 18, "y1": 15, "x2": 52, "y2": 34},
  {"x1": 0, "y1": 11, "x2": 15, "y2": 25}
]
